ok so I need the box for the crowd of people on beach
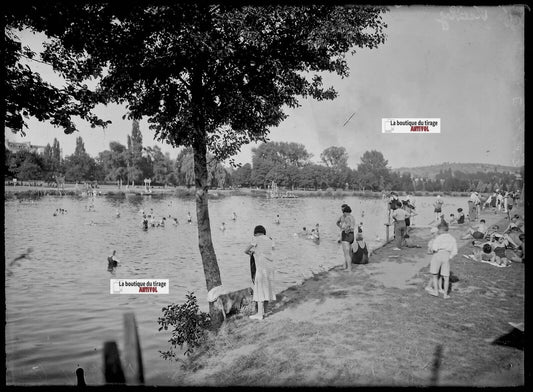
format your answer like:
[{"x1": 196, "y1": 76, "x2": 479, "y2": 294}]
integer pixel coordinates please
[{"x1": 243, "y1": 188, "x2": 524, "y2": 319}]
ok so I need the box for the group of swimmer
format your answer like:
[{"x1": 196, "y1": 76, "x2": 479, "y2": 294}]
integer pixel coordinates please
[
  {"x1": 53, "y1": 208, "x2": 68, "y2": 216},
  {"x1": 296, "y1": 224, "x2": 320, "y2": 241},
  {"x1": 140, "y1": 208, "x2": 183, "y2": 230}
]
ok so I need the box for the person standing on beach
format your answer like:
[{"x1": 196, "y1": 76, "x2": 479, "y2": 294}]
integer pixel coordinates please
[
  {"x1": 391, "y1": 200, "x2": 408, "y2": 251},
  {"x1": 336, "y1": 204, "x2": 356, "y2": 271},
  {"x1": 244, "y1": 225, "x2": 275, "y2": 320},
  {"x1": 426, "y1": 222, "x2": 457, "y2": 299},
  {"x1": 406, "y1": 193, "x2": 416, "y2": 225},
  {"x1": 433, "y1": 195, "x2": 444, "y2": 222},
  {"x1": 467, "y1": 192, "x2": 477, "y2": 221},
  {"x1": 474, "y1": 192, "x2": 481, "y2": 219}
]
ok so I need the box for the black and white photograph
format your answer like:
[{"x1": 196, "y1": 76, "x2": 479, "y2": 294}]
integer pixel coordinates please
[{"x1": 4, "y1": 3, "x2": 525, "y2": 387}]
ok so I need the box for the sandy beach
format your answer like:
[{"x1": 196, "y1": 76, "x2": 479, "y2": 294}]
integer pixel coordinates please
[{"x1": 155, "y1": 207, "x2": 524, "y2": 386}]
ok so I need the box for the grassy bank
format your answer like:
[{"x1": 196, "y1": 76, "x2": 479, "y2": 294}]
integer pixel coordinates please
[
  {"x1": 252, "y1": 188, "x2": 472, "y2": 198},
  {"x1": 3, "y1": 185, "x2": 255, "y2": 200},
  {"x1": 155, "y1": 207, "x2": 524, "y2": 386},
  {"x1": 4, "y1": 184, "x2": 476, "y2": 200}
]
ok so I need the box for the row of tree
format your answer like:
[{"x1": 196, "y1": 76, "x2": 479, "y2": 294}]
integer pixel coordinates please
[
  {"x1": 4, "y1": 121, "x2": 230, "y2": 188},
  {"x1": 5, "y1": 134, "x2": 522, "y2": 193}
]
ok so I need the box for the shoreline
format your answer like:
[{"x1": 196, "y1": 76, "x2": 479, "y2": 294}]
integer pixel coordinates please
[
  {"x1": 4, "y1": 184, "x2": 485, "y2": 200},
  {"x1": 151, "y1": 206, "x2": 524, "y2": 386}
]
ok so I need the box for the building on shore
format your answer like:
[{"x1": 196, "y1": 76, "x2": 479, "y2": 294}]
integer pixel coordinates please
[{"x1": 5, "y1": 140, "x2": 47, "y2": 155}]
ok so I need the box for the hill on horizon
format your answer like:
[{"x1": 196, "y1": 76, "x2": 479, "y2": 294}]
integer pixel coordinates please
[{"x1": 392, "y1": 162, "x2": 522, "y2": 180}]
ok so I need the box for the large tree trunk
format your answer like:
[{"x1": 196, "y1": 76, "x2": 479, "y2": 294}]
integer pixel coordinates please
[{"x1": 193, "y1": 137, "x2": 224, "y2": 329}]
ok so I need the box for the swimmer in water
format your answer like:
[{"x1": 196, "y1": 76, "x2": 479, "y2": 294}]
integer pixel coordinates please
[
  {"x1": 308, "y1": 229, "x2": 320, "y2": 241},
  {"x1": 298, "y1": 227, "x2": 308, "y2": 237},
  {"x1": 107, "y1": 250, "x2": 120, "y2": 270},
  {"x1": 142, "y1": 215, "x2": 149, "y2": 230}
]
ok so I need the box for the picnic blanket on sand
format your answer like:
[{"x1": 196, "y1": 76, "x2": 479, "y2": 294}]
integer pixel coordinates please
[{"x1": 463, "y1": 254, "x2": 511, "y2": 268}]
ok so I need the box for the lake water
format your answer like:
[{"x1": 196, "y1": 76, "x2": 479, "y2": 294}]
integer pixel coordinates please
[{"x1": 5, "y1": 193, "x2": 466, "y2": 385}]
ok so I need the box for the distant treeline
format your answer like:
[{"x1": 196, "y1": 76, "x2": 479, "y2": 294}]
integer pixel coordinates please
[{"x1": 4, "y1": 123, "x2": 523, "y2": 193}]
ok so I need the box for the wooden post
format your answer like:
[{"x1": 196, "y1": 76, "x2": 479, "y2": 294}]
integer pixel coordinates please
[
  {"x1": 103, "y1": 341, "x2": 126, "y2": 384},
  {"x1": 123, "y1": 312, "x2": 144, "y2": 385}
]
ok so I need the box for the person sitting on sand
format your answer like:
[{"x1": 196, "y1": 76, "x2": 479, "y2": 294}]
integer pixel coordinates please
[
  {"x1": 220, "y1": 222, "x2": 226, "y2": 231},
  {"x1": 461, "y1": 219, "x2": 488, "y2": 240},
  {"x1": 231, "y1": 212, "x2": 237, "y2": 221},
  {"x1": 173, "y1": 217, "x2": 179, "y2": 226},
  {"x1": 471, "y1": 235, "x2": 508, "y2": 263},
  {"x1": 314, "y1": 223, "x2": 320, "y2": 239},
  {"x1": 456, "y1": 208, "x2": 465, "y2": 224},
  {"x1": 426, "y1": 222, "x2": 457, "y2": 299},
  {"x1": 351, "y1": 232, "x2": 369, "y2": 264},
  {"x1": 244, "y1": 225, "x2": 276, "y2": 320},
  {"x1": 468, "y1": 244, "x2": 510, "y2": 267},
  {"x1": 503, "y1": 214, "x2": 523, "y2": 247},
  {"x1": 448, "y1": 214, "x2": 457, "y2": 224},
  {"x1": 274, "y1": 214, "x2": 280, "y2": 224},
  {"x1": 505, "y1": 233, "x2": 525, "y2": 263},
  {"x1": 503, "y1": 214, "x2": 524, "y2": 234}
]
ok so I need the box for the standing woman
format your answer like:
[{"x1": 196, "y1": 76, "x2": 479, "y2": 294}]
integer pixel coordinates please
[
  {"x1": 433, "y1": 195, "x2": 444, "y2": 222},
  {"x1": 336, "y1": 204, "x2": 356, "y2": 271},
  {"x1": 244, "y1": 225, "x2": 275, "y2": 320}
]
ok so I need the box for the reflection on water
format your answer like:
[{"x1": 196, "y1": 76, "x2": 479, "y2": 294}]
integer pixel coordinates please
[{"x1": 5, "y1": 193, "x2": 464, "y2": 385}]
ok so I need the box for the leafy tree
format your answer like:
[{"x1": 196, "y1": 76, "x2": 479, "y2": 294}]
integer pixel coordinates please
[
  {"x1": 9, "y1": 150, "x2": 44, "y2": 180},
  {"x1": 5, "y1": 6, "x2": 110, "y2": 134},
  {"x1": 357, "y1": 150, "x2": 390, "y2": 191},
  {"x1": 300, "y1": 163, "x2": 332, "y2": 190},
  {"x1": 74, "y1": 136, "x2": 86, "y2": 157},
  {"x1": 321, "y1": 146, "x2": 348, "y2": 169},
  {"x1": 232, "y1": 163, "x2": 252, "y2": 187},
  {"x1": 9, "y1": 4, "x2": 388, "y2": 325},
  {"x1": 63, "y1": 152, "x2": 99, "y2": 182}
]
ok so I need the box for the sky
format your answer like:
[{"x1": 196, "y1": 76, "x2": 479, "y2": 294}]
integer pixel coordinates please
[{"x1": 6, "y1": 5, "x2": 524, "y2": 169}]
